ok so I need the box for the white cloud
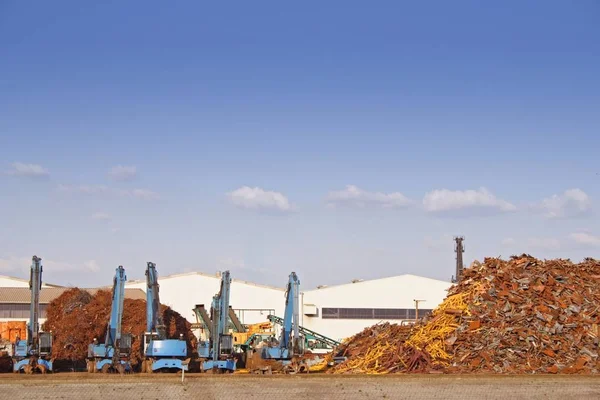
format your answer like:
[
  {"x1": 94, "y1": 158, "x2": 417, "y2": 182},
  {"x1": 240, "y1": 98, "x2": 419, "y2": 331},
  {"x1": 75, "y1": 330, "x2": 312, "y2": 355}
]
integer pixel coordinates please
[
  {"x1": 127, "y1": 188, "x2": 159, "y2": 200},
  {"x1": 91, "y1": 212, "x2": 111, "y2": 221},
  {"x1": 227, "y1": 186, "x2": 292, "y2": 212},
  {"x1": 570, "y1": 232, "x2": 600, "y2": 248},
  {"x1": 83, "y1": 260, "x2": 100, "y2": 272},
  {"x1": 326, "y1": 185, "x2": 412, "y2": 209},
  {"x1": 526, "y1": 237, "x2": 561, "y2": 251},
  {"x1": 108, "y1": 165, "x2": 137, "y2": 182},
  {"x1": 58, "y1": 184, "x2": 110, "y2": 195},
  {"x1": 6, "y1": 162, "x2": 49, "y2": 178},
  {"x1": 423, "y1": 187, "x2": 516, "y2": 214},
  {"x1": 501, "y1": 238, "x2": 516, "y2": 247},
  {"x1": 0, "y1": 256, "x2": 101, "y2": 275},
  {"x1": 57, "y1": 185, "x2": 158, "y2": 200},
  {"x1": 538, "y1": 189, "x2": 591, "y2": 219}
]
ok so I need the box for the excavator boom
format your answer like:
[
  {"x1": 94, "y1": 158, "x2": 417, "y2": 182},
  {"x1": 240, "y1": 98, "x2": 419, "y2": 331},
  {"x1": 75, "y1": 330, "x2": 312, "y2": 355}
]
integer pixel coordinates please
[
  {"x1": 142, "y1": 262, "x2": 188, "y2": 373},
  {"x1": 87, "y1": 266, "x2": 131, "y2": 373},
  {"x1": 12, "y1": 256, "x2": 53, "y2": 373}
]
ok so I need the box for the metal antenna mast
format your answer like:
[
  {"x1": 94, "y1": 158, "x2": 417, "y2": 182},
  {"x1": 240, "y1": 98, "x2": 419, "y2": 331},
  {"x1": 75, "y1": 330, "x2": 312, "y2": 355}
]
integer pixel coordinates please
[{"x1": 452, "y1": 236, "x2": 465, "y2": 283}]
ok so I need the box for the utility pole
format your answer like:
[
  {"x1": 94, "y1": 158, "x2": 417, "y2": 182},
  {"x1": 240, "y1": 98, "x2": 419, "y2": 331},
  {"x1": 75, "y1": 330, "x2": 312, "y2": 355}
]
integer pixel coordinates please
[
  {"x1": 452, "y1": 236, "x2": 465, "y2": 283},
  {"x1": 414, "y1": 299, "x2": 426, "y2": 320}
]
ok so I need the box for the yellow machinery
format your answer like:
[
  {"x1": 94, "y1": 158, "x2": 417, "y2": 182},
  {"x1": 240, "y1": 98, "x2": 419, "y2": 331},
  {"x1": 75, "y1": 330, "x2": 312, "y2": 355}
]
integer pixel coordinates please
[{"x1": 232, "y1": 322, "x2": 273, "y2": 347}]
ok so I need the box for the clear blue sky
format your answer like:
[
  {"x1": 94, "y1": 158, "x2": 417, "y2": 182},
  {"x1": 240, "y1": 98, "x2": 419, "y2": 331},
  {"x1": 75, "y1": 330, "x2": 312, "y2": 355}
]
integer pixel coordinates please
[{"x1": 1, "y1": 1, "x2": 599, "y2": 288}]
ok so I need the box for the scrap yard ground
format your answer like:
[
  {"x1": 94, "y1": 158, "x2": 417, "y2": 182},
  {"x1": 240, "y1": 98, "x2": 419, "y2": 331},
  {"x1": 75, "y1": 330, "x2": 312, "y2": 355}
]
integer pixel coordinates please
[{"x1": 0, "y1": 374, "x2": 598, "y2": 400}]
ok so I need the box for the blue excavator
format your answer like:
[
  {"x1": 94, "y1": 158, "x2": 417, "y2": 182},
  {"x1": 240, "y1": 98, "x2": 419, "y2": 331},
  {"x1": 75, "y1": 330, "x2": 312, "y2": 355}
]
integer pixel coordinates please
[
  {"x1": 141, "y1": 262, "x2": 189, "y2": 373},
  {"x1": 198, "y1": 270, "x2": 236, "y2": 373},
  {"x1": 12, "y1": 256, "x2": 53, "y2": 373},
  {"x1": 87, "y1": 266, "x2": 132, "y2": 373},
  {"x1": 260, "y1": 272, "x2": 306, "y2": 372},
  {"x1": 247, "y1": 272, "x2": 313, "y2": 374}
]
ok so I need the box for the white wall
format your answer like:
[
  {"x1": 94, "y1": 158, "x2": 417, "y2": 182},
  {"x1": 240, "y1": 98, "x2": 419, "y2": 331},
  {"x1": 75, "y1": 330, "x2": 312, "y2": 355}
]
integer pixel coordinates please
[
  {"x1": 301, "y1": 275, "x2": 452, "y2": 341},
  {"x1": 125, "y1": 273, "x2": 286, "y2": 326},
  {"x1": 124, "y1": 272, "x2": 452, "y2": 344}
]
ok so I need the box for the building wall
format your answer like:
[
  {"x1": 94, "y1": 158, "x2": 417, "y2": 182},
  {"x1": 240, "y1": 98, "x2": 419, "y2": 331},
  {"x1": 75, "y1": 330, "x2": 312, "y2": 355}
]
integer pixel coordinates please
[
  {"x1": 125, "y1": 273, "x2": 287, "y2": 327},
  {"x1": 301, "y1": 275, "x2": 452, "y2": 341},
  {"x1": 120, "y1": 273, "x2": 451, "y2": 344},
  {"x1": 0, "y1": 303, "x2": 48, "y2": 319}
]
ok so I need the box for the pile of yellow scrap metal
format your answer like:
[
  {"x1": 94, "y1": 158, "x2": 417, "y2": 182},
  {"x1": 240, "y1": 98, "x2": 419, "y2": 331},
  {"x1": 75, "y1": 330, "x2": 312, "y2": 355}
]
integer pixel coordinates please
[
  {"x1": 327, "y1": 322, "x2": 416, "y2": 374},
  {"x1": 404, "y1": 290, "x2": 472, "y2": 365}
]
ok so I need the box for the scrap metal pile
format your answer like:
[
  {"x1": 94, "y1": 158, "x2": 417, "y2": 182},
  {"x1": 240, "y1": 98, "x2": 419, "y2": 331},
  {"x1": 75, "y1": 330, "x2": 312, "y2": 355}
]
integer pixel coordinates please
[
  {"x1": 330, "y1": 255, "x2": 600, "y2": 374},
  {"x1": 43, "y1": 288, "x2": 196, "y2": 368},
  {"x1": 327, "y1": 323, "x2": 417, "y2": 374}
]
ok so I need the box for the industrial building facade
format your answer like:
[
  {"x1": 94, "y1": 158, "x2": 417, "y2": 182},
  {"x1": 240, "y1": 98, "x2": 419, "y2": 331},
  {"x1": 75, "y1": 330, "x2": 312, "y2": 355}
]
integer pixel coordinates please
[
  {"x1": 0, "y1": 271, "x2": 452, "y2": 342},
  {"x1": 123, "y1": 272, "x2": 451, "y2": 341}
]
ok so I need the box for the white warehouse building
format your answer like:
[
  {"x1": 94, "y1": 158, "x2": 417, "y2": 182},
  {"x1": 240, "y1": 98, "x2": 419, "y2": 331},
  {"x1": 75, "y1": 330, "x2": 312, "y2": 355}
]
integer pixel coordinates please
[
  {"x1": 0, "y1": 271, "x2": 452, "y2": 343},
  {"x1": 124, "y1": 271, "x2": 288, "y2": 330},
  {"x1": 302, "y1": 275, "x2": 451, "y2": 341},
  {"x1": 124, "y1": 271, "x2": 452, "y2": 342}
]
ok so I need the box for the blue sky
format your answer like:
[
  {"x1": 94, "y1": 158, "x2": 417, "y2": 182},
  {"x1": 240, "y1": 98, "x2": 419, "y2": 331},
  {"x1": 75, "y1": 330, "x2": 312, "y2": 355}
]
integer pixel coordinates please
[{"x1": 1, "y1": 1, "x2": 599, "y2": 288}]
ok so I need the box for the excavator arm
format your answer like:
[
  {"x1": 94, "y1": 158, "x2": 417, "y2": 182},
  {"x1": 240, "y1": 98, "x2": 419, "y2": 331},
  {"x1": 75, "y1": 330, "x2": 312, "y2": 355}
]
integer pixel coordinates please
[{"x1": 12, "y1": 256, "x2": 53, "y2": 373}]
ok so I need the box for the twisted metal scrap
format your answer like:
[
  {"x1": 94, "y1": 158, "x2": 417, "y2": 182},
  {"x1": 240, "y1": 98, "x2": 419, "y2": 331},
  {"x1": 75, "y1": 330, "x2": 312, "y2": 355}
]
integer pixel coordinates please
[{"x1": 405, "y1": 291, "x2": 473, "y2": 365}]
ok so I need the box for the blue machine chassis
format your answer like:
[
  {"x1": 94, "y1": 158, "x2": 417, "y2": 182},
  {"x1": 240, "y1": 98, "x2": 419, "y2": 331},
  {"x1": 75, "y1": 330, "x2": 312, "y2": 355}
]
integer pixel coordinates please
[
  {"x1": 148, "y1": 358, "x2": 188, "y2": 371},
  {"x1": 93, "y1": 358, "x2": 131, "y2": 372},
  {"x1": 13, "y1": 358, "x2": 52, "y2": 373},
  {"x1": 201, "y1": 359, "x2": 236, "y2": 372}
]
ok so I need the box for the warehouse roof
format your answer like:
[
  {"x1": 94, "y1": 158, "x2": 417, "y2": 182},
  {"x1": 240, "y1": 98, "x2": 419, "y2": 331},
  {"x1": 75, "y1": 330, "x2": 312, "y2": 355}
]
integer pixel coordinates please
[
  {"x1": 308, "y1": 274, "x2": 451, "y2": 292},
  {"x1": 0, "y1": 274, "x2": 63, "y2": 288},
  {"x1": 126, "y1": 271, "x2": 285, "y2": 292},
  {"x1": 0, "y1": 287, "x2": 146, "y2": 304}
]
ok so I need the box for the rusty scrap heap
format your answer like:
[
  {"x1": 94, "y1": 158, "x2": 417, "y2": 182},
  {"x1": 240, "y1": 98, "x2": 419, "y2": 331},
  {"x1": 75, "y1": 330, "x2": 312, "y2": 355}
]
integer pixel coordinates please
[
  {"x1": 43, "y1": 288, "x2": 196, "y2": 368},
  {"x1": 327, "y1": 323, "x2": 417, "y2": 374},
  {"x1": 330, "y1": 255, "x2": 600, "y2": 374}
]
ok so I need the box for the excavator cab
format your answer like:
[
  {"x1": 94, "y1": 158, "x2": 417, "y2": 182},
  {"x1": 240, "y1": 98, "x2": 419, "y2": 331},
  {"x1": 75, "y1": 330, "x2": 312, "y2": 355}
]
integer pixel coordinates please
[
  {"x1": 219, "y1": 334, "x2": 233, "y2": 357},
  {"x1": 198, "y1": 340, "x2": 210, "y2": 358},
  {"x1": 38, "y1": 332, "x2": 53, "y2": 356},
  {"x1": 119, "y1": 333, "x2": 132, "y2": 357},
  {"x1": 142, "y1": 332, "x2": 159, "y2": 356}
]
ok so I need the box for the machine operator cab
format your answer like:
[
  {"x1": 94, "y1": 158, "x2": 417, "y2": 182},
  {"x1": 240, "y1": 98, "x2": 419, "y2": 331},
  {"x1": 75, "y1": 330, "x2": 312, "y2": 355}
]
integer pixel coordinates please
[
  {"x1": 14, "y1": 331, "x2": 53, "y2": 359},
  {"x1": 142, "y1": 332, "x2": 160, "y2": 356},
  {"x1": 88, "y1": 334, "x2": 132, "y2": 359},
  {"x1": 218, "y1": 333, "x2": 233, "y2": 359},
  {"x1": 197, "y1": 333, "x2": 233, "y2": 359}
]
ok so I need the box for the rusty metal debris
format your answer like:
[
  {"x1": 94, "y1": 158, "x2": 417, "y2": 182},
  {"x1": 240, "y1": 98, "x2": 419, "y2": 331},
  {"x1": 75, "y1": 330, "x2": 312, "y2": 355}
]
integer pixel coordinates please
[
  {"x1": 330, "y1": 254, "x2": 600, "y2": 374},
  {"x1": 327, "y1": 323, "x2": 417, "y2": 374},
  {"x1": 43, "y1": 288, "x2": 196, "y2": 370}
]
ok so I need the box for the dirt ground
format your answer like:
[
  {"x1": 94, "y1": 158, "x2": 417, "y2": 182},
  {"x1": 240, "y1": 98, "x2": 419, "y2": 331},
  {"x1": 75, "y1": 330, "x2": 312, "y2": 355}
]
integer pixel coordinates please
[{"x1": 0, "y1": 373, "x2": 599, "y2": 399}]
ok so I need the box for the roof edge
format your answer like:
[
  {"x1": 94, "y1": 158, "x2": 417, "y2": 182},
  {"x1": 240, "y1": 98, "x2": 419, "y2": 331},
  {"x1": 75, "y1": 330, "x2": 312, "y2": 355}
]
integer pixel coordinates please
[
  {"x1": 0, "y1": 274, "x2": 64, "y2": 288},
  {"x1": 307, "y1": 273, "x2": 452, "y2": 292},
  {"x1": 125, "y1": 271, "x2": 285, "y2": 291}
]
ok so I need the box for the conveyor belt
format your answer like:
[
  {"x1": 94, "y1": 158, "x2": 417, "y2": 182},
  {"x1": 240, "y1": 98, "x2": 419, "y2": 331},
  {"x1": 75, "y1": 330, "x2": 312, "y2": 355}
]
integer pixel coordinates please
[{"x1": 267, "y1": 315, "x2": 341, "y2": 348}]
